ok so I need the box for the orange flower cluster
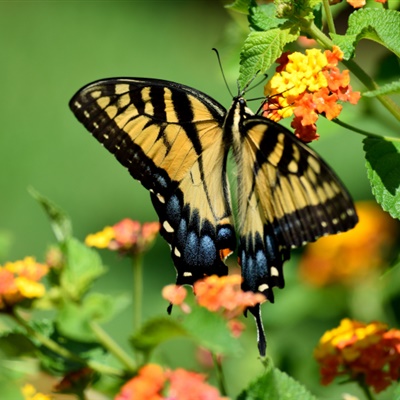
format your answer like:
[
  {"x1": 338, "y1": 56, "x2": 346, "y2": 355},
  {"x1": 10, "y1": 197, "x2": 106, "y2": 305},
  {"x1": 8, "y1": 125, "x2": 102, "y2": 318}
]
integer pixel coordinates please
[
  {"x1": 163, "y1": 275, "x2": 265, "y2": 338},
  {"x1": 85, "y1": 219, "x2": 159, "y2": 256},
  {"x1": 347, "y1": 0, "x2": 386, "y2": 8},
  {"x1": 0, "y1": 257, "x2": 49, "y2": 310},
  {"x1": 314, "y1": 318, "x2": 400, "y2": 393},
  {"x1": 115, "y1": 363, "x2": 228, "y2": 400},
  {"x1": 263, "y1": 46, "x2": 360, "y2": 142},
  {"x1": 299, "y1": 201, "x2": 398, "y2": 287},
  {"x1": 194, "y1": 275, "x2": 266, "y2": 318}
]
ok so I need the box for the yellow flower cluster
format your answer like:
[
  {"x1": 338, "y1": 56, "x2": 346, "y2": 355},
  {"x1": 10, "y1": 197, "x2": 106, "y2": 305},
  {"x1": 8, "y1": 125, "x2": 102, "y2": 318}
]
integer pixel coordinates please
[
  {"x1": 299, "y1": 201, "x2": 397, "y2": 287},
  {"x1": 0, "y1": 257, "x2": 48, "y2": 309},
  {"x1": 22, "y1": 384, "x2": 52, "y2": 400},
  {"x1": 267, "y1": 49, "x2": 328, "y2": 101},
  {"x1": 85, "y1": 219, "x2": 159, "y2": 256},
  {"x1": 314, "y1": 318, "x2": 400, "y2": 393},
  {"x1": 264, "y1": 46, "x2": 360, "y2": 142}
]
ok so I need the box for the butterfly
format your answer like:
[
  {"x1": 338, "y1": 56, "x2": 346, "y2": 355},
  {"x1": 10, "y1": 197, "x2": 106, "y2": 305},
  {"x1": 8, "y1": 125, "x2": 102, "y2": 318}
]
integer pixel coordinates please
[{"x1": 69, "y1": 77, "x2": 358, "y2": 356}]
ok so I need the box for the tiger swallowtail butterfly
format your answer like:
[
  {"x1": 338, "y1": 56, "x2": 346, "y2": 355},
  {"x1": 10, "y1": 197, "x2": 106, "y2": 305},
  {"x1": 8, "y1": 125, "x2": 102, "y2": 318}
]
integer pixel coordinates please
[{"x1": 70, "y1": 77, "x2": 358, "y2": 355}]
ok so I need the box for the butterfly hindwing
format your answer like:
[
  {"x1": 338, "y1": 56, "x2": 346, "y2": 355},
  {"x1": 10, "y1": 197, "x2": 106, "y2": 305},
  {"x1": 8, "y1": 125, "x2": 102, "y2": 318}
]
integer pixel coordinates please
[
  {"x1": 235, "y1": 116, "x2": 358, "y2": 298},
  {"x1": 69, "y1": 78, "x2": 236, "y2": 285}
]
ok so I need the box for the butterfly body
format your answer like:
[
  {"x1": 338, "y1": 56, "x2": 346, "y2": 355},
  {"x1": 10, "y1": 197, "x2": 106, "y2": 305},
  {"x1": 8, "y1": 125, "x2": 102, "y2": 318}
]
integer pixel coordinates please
[{"x1": 70, "y1": 77, "x2": 358, "y2": 355}]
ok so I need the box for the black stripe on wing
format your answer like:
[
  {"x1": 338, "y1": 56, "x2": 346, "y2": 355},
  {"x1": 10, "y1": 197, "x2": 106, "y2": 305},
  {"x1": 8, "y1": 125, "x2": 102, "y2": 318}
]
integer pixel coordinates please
[
  {"x1": 239, "y1": 117, "x2": 358, "y2": 298},
  {"x1": 69, "y1": 78, "x2": 235, "y2": 285}
]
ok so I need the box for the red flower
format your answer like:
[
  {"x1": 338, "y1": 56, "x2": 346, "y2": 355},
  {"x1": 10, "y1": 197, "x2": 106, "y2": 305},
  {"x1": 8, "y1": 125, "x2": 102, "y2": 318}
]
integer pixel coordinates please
[{"x1": 314, "y1": 319, "x2": 400, "y2": 393}]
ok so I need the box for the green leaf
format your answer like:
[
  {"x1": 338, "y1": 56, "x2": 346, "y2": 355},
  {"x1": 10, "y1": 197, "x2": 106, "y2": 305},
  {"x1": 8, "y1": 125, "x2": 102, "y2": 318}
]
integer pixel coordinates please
[
  {"x1": 364, "y1": 137, "x2": 400, "y2": 220},
  {"x1": 61, "y1": 238, "x2": 107, "y2": 299},
  {"x1": 130, "y1": 317, "x2": 189, "y2": 354},
  {"x1": 0, "y1": 333, "x2": 36, "y2": 358},
  {"x1": 237, "y1": 362, "x2": 317, "y2": 400},
  {"x1": 330, "y1": 33, "x2": 357, "y2": 60},
  {"x1": 43, "y1": 334, "x2": 100, "y2": 374},
  {"x1": 29, "y1": 187, "x2": 72, "y2": 242},
  {"x1": 225, "y1": 0, "x2": 251, "y2": 14},
  {"x1": 332, "y1": 9, "x2": 400, "y2": 59},
  {"x1": 57, "y1": 293, "x2": 127, "y2": 342},
  {"x1": 239, "y1": 25, "x2": 299, "y2": 90},
  {"x1": 249, "y1": 3, "x2": 288, "y2": 31},
  {"x1": 363, "y1": 80, "x2": 400, "y2": 97},
  {"x1": 182, "y1": 307, "x2": 240, "y2": 355},
  {"x1": 393, "y1": 382, "x2": 400, "y2": 400}
]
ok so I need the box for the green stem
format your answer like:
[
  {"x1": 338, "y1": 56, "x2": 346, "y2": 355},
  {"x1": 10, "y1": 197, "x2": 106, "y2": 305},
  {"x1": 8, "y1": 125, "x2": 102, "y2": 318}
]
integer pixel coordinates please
[
  {"x1": 358, "y1": 379, "x2": 376, "y2": 400},
  {"x1": 133, "y1": 254, "x2": 143, "y2": 332},
  {"x1": 212, "y1": 353, "x2": 227, "y2": 397},
  {"x1": 304, "y1": 22, "x2": 400, "y2": 123},
  {"x1": 89, "y1": 321, "x2": 136, "y2": 372},
  {"x1": 332, "y1": 118, "x2": 381, "y2": 139},
  {"x1": 322, "y1": 0, "x2": 336, "y2": 34},
  {"x1": 11, "y1": 309, "x2": 123, "y2": 377}
]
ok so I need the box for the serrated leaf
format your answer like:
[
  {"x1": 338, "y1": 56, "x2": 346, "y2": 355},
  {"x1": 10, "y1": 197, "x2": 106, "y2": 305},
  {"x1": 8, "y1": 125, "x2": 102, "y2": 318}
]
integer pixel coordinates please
[
  {"x1": 237, "y1": 364, "x2": 317, "y2": 400},
  {"x1": 239, "y1": 25, "x2": 299, "y2": 90},
  {"x1": 130, "y1": 317, "x2": 188, "y2": 354},
  {"x1": 363, "y1": 80, "x2": 400, "y2": 97},
  {"x1": 182, "y1": 307, "x2": 240, "y2": 355},
  {"x1": 364, "y1": 137, "x2": 400, "y2": 220},
  {"x1": 61, "y1": 238, "x2": 107, "y2": 299},
  {"x1": 249, "y1": 3, "x2": 288, "y2": 31},
  {"x1": 333, "y1": 9, "x2": 400, "y2": 59},
  {"x1": 29, "y1": 187, "x2": 72, "y2": 242},
  {"x1": 330, "y1": 33, "x2": 358, "y2": 60},
  {"x1": 225, "y1": 0, "x2": 251, "y2": 14}
]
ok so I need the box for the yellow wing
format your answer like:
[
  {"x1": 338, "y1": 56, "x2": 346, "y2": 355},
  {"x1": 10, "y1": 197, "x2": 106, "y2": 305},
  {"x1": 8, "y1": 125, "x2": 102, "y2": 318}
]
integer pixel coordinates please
[
  {"x1": 70, "y1": 78, "x2": 236, "y2": 284},
  {"x1": 236, "y1": 116, "x2": 358, "y2": 300}
]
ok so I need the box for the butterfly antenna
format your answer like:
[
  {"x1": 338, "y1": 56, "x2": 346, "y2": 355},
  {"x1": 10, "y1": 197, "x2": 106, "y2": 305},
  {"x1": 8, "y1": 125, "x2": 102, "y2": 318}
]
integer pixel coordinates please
[
  {"x1": 239, "y1": 70, "x2": 261, "y2": 96},
  {"x1": 246, "y1": 74, "x2": 269, "y2": 93},
  {"x1": 212, "y1": 48, "x2": 233, "y2": 98},
  {"x1": 254, "y1": 84, "x2": 298, "y2": 115}
]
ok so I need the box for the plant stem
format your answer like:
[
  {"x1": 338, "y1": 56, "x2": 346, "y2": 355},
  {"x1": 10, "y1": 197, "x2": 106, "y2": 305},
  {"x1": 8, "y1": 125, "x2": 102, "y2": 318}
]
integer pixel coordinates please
[
  {"x1": 212, "y1": 353, "x2": 227, "y2": 397},
  {"x1": 89, "y1": 321, "x2": 136, "y2": 372},
  {"x1": 322, "y1": 0, "x2": 336, "y2": 34},
  {"x1": 359, "y1": 379, "x2": 376, "y2": 400},
  {"x1": 11, "y1": 309, "x2": 123, "y2": 377},
  {"x1": 305, "y1": 22, "x2": 400, "y2": 123},
  {"x1": 332, "y1": 118, "x2": 381, "y2": 138},
  {"x1": 133, "y1": 254, "x2": 143, "y2": 333}
]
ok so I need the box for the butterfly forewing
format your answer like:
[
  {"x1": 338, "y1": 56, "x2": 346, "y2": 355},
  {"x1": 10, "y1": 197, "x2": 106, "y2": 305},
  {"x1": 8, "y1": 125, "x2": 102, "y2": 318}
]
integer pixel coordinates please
[
  {"x1": 235, "y1": 116, "x2": 358, "y2": 296},
  {"x1": 69, "y1": 78, "x2": 236, "y2": 285}
]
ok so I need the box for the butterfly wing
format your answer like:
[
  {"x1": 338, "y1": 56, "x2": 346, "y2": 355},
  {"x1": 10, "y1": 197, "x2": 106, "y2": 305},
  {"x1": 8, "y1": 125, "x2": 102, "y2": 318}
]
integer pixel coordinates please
[
  {"x1": 69, "y1": 78, "x2": 236, "y2": 285},
  {"x1": 236, "y1": 116, "x2": 358, "y2": 299}
]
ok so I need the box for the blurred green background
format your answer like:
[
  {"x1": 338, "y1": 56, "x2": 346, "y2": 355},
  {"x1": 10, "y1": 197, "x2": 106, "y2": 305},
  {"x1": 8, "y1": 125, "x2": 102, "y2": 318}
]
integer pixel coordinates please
[{"x1": 1, "y1": 1, "x2": 399, "y2": 399}]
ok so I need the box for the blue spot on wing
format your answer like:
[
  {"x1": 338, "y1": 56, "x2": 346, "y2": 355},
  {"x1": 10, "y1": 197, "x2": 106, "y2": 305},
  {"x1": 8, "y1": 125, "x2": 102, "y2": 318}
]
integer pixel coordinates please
[{"x1": 199, "y1": 235, "x2": 216, "y2": 266}]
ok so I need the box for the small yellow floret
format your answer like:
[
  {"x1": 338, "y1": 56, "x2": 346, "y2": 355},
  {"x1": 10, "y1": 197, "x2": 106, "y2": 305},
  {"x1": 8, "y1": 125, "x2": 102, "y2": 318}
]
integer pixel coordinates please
[
  {"x1": 15, "y1": 277, "x2": 46, "y2": 298},
  {"x1": 85, "y1": 226, "x2": 115, "y2": 248}
]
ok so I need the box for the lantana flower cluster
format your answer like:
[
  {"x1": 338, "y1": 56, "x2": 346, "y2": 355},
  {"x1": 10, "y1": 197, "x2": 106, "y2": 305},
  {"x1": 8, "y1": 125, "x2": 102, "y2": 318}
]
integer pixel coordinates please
[
  {"x1": 263, "y1": 46, "x2": 360, "y2": 142},
  {"x1": 299, "y1": 201, "x2": 398, "y2": 287},
  {"x1": 346, "y1": 0, "x2": 387, "y2": 8},
  {"x1": 314, "y1": 318, "x2": 400, "y2": 393},
  {"x1": 115, "y1": 363, "x2": 228, "y2": 400},
  {"x1": 85, "y1": 218, "x2": 159, "y2": 256},
  {"x1": 0, "y1": 256, "x2": 49, "y2": 310},
  {"x1": 163, "y1": 274, "x2": 266, "y2": 338}
]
